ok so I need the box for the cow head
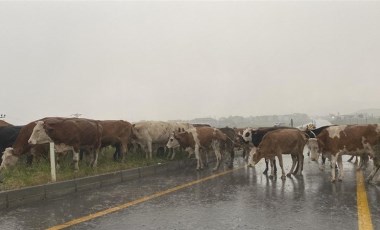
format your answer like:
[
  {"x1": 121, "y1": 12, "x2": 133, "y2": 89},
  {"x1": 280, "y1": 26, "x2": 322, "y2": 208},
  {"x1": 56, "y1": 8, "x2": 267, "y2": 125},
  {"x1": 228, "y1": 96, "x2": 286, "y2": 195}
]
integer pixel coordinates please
[
  {"x1": 166, "y1": 132, "x2": 181, "y2": 149},
  {"x1": 247, "y1": 146, "x2": 260, "y2": 167},
  {"x1": 0, "y1": 148, "x2": 19, "y2": 171},
  {"x1": 28, "y1": 121, "x2": 53, "y2": 145},
  {"x1": 308, "y1": 138, "x2": 320, "y2": 161},
  {"x1": 242, "y1": 128, "x2": 252, "y2": 143}
]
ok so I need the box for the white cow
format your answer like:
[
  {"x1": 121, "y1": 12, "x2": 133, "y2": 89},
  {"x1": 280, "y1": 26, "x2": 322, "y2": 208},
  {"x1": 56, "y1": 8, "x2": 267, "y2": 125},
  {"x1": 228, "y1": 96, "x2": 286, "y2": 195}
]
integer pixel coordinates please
[{"x1": 131, "y1": 121, "x2": 194, "y2": 159}]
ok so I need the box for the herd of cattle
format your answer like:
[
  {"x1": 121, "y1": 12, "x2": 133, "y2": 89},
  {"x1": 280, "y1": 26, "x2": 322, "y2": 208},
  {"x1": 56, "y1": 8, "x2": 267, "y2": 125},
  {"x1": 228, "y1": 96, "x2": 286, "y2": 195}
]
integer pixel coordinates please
[{"x1": 0, "y1": 117, "x2": 380, "y2": 184}]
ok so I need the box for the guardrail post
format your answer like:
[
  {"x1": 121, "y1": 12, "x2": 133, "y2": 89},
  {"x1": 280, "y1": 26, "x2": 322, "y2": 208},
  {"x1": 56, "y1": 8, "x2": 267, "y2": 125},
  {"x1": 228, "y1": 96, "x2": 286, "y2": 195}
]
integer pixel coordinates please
[{"x1": 50, "y1": 142, "x2": 56, "y2": 182}]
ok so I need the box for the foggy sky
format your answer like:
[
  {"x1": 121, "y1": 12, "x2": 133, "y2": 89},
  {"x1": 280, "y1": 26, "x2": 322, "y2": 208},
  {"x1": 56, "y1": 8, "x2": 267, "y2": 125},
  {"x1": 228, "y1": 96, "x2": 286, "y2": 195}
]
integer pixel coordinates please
[{"x1": 1, "y1": 1, "x2": 380, "y2": 125}]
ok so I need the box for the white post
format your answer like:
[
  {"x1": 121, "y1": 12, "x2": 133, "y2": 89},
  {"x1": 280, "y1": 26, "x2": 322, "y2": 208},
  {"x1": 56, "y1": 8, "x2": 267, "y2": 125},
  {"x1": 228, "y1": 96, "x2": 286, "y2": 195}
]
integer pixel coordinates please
[{"x1": 49, "y1": 142, "x2": 56, "y2": 182}]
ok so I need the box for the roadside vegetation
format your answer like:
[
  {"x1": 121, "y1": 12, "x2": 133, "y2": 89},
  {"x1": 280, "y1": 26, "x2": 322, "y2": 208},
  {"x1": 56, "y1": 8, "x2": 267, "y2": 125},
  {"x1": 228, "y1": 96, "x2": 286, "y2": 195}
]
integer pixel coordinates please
[{"x1": 0, "y1": 148, "x2": 186, "y2": 191}]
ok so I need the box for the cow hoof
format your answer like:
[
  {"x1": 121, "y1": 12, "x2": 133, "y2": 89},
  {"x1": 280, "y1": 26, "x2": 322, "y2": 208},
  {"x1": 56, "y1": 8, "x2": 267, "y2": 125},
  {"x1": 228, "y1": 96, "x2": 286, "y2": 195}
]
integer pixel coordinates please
[
  {"x1": 286, "y1": 173, "x2": 292, "y2": 177},
  {"x1": 281, "y1": 175, "x2": 286, "y2": 180},
  {"x1": 268, "y1": 175, "x2": 273, "y2": 179},
  {"x1": 263, "y1": 170, "x2": 268, "y2": 175},
  {"x1": 331, "y1": 179, "x2": 336, "y2": 183}
]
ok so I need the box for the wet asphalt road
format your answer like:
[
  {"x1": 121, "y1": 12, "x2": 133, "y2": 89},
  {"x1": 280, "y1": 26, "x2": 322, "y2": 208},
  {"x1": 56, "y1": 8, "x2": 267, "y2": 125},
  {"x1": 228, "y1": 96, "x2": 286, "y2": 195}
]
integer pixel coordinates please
[{"x1": 0, "y1": 155, "x2": 379, "y2": 230}]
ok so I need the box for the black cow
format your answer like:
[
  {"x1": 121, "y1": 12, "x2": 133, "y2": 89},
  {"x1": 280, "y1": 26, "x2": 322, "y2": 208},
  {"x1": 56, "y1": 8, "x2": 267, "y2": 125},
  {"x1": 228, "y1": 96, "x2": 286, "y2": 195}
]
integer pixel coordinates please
[{"x1": 219, "y1": 127, "x2": 237, "y2": 168}]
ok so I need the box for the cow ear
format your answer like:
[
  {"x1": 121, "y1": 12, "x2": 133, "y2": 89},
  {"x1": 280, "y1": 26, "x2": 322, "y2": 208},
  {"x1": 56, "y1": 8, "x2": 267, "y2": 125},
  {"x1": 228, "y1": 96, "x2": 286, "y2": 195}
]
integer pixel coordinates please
[
  {"x1": 178, "y1": 128, "x2": 181, "y2": 132},
  {"x1": 132, "y1": 124, "x2": 136, "y2": 127},
  {"x1": 43, "y1": 122, "x2": 54, "y2": 132},
  {"x1": 181, "y1": 128, "x2": 184, "y2": 132}
]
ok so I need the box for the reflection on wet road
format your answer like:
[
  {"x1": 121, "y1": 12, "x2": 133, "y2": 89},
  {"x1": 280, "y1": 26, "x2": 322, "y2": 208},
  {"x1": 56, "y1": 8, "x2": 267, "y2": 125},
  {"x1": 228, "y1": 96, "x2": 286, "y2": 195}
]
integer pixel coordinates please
[{"x1": 0, "y1": 156, "x2": 379, "y2": 230}]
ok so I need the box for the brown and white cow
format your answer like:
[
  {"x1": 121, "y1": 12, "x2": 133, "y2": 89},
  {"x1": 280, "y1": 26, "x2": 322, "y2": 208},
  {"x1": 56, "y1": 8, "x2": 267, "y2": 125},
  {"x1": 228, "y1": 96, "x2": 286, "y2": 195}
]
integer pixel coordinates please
[
  {"x1": 132, "y1": 121, "x2": 194, "y2": 159},
  {"x1": 99, "y1": 120, "x2": 133, "y2": 161},
  {"x1": 166, "y1": 126, "x2": 228, "y2": 171},
  {"x1": 247, "y1": 129, "x2": 308, "y2": 180},
  {"x1": 309, "y1": 124, "x2": 380, "y2": 182},
  {"x1": 27, "y1": 117, "x2": 103, "y2": 170}
]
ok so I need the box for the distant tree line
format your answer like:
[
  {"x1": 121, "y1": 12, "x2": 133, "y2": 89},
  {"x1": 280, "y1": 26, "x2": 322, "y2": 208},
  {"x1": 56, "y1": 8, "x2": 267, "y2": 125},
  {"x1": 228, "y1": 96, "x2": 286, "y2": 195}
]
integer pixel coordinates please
[{"x1": 170, "y1": 113, "x2": 312, "y2": 128}]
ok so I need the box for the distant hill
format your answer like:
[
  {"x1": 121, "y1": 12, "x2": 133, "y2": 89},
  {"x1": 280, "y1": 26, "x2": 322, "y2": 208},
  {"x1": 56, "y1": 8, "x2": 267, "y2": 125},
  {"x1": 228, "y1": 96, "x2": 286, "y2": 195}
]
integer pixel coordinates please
[
  {"x1": 353, "y1": 108, "x2": 380, "y2": 117},
  {"x1": 171, "y1": 113, "x2": 312, "y2": 128}
]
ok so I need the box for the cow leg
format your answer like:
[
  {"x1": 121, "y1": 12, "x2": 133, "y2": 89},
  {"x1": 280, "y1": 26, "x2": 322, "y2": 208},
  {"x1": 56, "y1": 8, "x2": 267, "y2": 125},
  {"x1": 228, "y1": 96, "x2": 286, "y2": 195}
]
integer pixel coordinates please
[
  {"x1": 228, "y1": 150, "x2": 234, "y2": 169},
  {"x1": 277, "y1": 155, "x2": 286, "y2": 180},
  {"x1": 204, "y1": 149, "x2": 209, "y2": 167},
  {"x1": 195, "y1": 145, "x2": 203, "y2": 170},
  {"x1": 269, "y1": 159, "x2": 275, "y2": 179},
  {"x1": 263, "y1": 159, "x2": 269, "y2": 175},
  {"x1": 120, "y1": 144, "x2": 127, "y2": 162},
  {"x1": 56, "y1": 154, "x2": 61, "y2": 170},
  {"x1": 166, "y1": 147, "x2": 173, "y2": 160},
  {"x1": 287, "y1": 155, "x2": 297, "y2": 176},
  {"x1": 73, "y1": 151, "x2": 80, "y2": 171},
  {"x1": 149, "y1": 142, "x2": 155, "y2": 159},
  {"x1": 297, "y1": 153, "x2": 304, "y2": 176},
  {"x1": 91, "y1": 149, "x2": 99, "y2": 168},
  {"x1": 113, "y1": 144, "x2": 121, "y2": 162},
  {"x1": 320, "y1": 155, "x2": 326, "y2": 171},
  {"x1": 330, "y1": 155, "x2": 338, "y2": 182},
  {"x1": 212, "y1": 141, "x2": 222, "y2": 171},
  {"x1": 366, "y1": 166, "x2": 380, "y2": 183},
  {"x1": 337, "y1": 154, "x2": 343, "y2": 181}
]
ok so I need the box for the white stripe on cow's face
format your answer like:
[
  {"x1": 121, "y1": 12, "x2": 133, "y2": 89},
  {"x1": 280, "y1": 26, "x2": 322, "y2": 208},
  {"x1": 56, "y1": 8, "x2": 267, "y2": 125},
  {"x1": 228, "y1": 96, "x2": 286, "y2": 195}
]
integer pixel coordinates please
[
  {"x1": 376, "y1": 124, "x2": 380, "y2": 134},
  {"x1": 242, "y1": 128, "x2": 252, "y2": 143},
  {"x1": 166, "y1": 136, "x2": 180, "y2": 149},
  {"x1": 308, "y1": 138, "x2": 320, "y2": 161},
  {"x1": 28, "y1": 121, "x2": 53, "y2": 145},
  {"x1": 327, "y1": 125, "x2": 347, "y2": 139}
]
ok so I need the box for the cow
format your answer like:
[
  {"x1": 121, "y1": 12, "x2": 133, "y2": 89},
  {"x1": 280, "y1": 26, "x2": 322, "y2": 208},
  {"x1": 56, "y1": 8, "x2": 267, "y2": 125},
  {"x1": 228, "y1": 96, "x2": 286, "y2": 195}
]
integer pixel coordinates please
[
  {"x1": 303, "y1": 125, "x2": 335, "y2": 169},
  {"x1": 99, "y1": 120, "x2": 133, "y2": 162},
  {"x1": 242, "y1": 127, "x2": 296, "y2": 175},
  {"x1": 218, "y1": 127, "x2": 237, "y2": 168},
  {"x1": 233, "y1": 128, "x2": 251, "y2": 161},
  {"x1": 27, "y1": 117, "x2": 103, "y2": 171},
  {"x1": 0, "y1": 117, "x2": 68, "y2": 171},
  {"x1": 166, "y1": 126, "x2": 228, "y2": 171},
  {"x1": 0, "y1": 125, "x2": 23, "y2": 164},
  {"x1": 131, "y1": 121, "x2": 194, "y2": 159},
  {"x1": 247, "y1": 129, "x2": 308, "y2": 180},
  {"x1": 366, "y1": 145, "x2": 380, "y2": 184},
  {"x1": 309, "y1": 124, "x2": 380, "y2": 182}
]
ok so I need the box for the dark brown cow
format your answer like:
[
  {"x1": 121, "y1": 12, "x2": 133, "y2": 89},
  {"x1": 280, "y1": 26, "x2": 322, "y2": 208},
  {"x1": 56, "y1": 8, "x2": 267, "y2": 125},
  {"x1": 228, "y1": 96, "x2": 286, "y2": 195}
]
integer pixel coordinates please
[
  {"x1": 28, "y1": 117, "x2": 103, "y2": 170},
  {"x1": 309, "y1": 124, "x2": 380, "y2": 182},
  {"x1": 248, "y1": 129, "x2": 308, "y2": 180},
  {"x1": 99, "y1": 120, "x2": 133, "y2": 161},
  {"x1": 166, "y1": 126, "x2": 228, "y2": 171}
]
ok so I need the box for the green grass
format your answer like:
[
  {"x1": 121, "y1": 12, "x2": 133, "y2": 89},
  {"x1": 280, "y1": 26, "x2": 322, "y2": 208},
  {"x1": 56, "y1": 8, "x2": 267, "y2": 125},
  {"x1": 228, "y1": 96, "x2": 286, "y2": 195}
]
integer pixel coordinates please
[{"x1": 0, "y1": 147, "x2": 188, "y2": 191}]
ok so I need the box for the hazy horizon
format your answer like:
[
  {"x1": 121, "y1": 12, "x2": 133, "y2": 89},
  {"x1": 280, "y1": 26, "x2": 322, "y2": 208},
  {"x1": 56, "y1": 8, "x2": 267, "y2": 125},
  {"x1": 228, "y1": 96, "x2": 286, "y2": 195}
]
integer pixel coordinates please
[{"x1": 1, "y1": 1, "x2": 379, "y2": 125}]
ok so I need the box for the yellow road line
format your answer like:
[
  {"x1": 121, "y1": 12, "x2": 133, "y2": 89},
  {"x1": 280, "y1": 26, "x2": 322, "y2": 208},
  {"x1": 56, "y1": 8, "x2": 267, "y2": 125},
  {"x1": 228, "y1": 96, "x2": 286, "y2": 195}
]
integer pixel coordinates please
[
  {"x1": 47, "y1": 166, "x2": 244, "y2": 230},
  {"x1": 356, "y1": 170, "x2": 373, "y2": 230}
]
